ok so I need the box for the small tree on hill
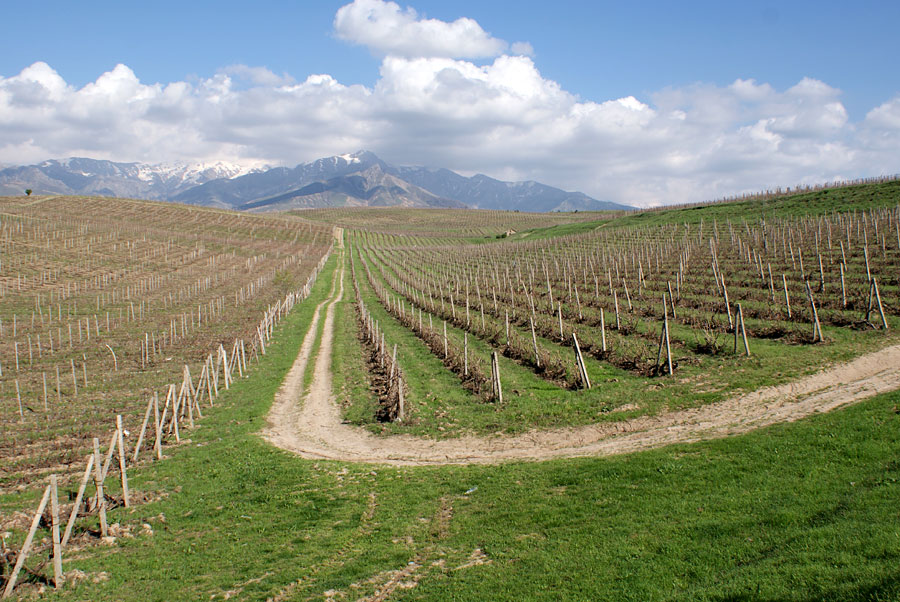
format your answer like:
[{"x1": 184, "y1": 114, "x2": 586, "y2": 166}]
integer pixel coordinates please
[{"x1": 25, "y1": 189, "x2": 32, "y2": 196}]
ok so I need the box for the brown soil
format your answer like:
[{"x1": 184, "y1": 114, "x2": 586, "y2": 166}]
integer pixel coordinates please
[{"x1": 263, "y1": 260, "x2": 900, "y2": 465}]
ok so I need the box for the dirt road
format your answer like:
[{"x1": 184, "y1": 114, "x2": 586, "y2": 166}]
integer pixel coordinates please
[{"x1": 262, "y1": 263, "x2": 900, "y2": 466}]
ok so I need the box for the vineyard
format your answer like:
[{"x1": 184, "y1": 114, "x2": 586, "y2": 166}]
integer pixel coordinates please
[
  {"x1": 296, "y1": 206, "x2": 610, "y2": 238},
  {"x1": 0, "y1": 195, "x2": 333, "y2": 490},
  {"x1": 1, "y1": 182, "x2": 899, "y2": 600},
  {"x1": 336, "y1": 185, "x2": 899, "y2": 437}
]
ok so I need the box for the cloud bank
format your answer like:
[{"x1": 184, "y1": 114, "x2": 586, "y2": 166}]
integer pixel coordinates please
[{"x1": 0, "y1": 0, "x2": 897, "y2": 206}]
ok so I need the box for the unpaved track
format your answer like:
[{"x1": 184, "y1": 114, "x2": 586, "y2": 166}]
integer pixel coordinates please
[{"x1": 264, "y1": 261, "x2": 900, "y2": 465}]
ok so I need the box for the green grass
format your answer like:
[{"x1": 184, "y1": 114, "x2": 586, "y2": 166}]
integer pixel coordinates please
[
  {"x1": 18, "y1": 339, "x2": 900, "y2": 600},
  {"x1": 499, "y1": 180, "x2": 900, "y2": 241},
  {"x1": 613, "y1": 179, "x2": 900, "y2": 228}
]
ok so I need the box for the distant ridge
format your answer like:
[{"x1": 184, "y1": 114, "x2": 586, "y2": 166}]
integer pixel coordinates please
[{"x1": 0, "y1": 151, "x2": 635, "y2": 212}]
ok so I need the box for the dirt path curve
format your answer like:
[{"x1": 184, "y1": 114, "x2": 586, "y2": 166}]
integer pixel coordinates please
[{"x1": 264, "y1": 258, "x2": 900, "y2": 465}]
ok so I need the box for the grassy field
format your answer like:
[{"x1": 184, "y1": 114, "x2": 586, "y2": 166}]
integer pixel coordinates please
[{"x1": 6, "y1": 249, "x2": 896, "y2": 600}]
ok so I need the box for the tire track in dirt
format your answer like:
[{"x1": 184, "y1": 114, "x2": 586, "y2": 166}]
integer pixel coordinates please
[{"x1": 264, "y1": 258, "x2": 900, "y2": 465}]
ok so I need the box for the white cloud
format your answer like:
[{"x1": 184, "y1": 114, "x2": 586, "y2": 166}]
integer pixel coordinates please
[
  {"x1": 510, "y1": 41, "x2": 535, "y2": 57},
  {"x1": 865, "y1": 95, "x2": 900, "y2": 130},
  {"x1": 0, "y1": 7, "x2": 897, "y2": 207},
  {"x1": 334, "y1": 0, "x2": 509, "y2": 58},
  {"x1": 220, "y1": 65, "x2": 295, "y2": 87}
]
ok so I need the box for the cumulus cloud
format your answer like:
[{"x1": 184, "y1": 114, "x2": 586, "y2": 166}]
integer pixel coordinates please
[
  {"x1": 0, "y1": 3, "x2": 897, "y2": 206},
  {"x1": 334, "y1": 0, "x2": 509, "y2": 58}
]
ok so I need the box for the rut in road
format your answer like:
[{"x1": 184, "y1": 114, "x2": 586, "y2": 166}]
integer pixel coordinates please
[{"x1": 263, "y1": 261, "x2": 900, "y2": 465}]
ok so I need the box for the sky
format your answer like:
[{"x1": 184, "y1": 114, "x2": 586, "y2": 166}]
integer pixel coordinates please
[{"x1": 1, "y1": 0, "x2": 898, "y2": 206}]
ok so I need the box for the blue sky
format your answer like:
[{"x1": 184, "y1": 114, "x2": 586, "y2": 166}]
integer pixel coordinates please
[{"x1": 1, "y1": 0, "x2": 898, "y2": 205}]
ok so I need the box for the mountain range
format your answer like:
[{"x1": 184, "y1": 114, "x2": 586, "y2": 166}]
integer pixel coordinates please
[{"x1": 0, "y1": 151, "x2": 634, "y2": 212}]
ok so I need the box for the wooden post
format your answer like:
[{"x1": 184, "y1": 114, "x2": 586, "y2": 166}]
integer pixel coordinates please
[
  {"x1": 722, "y1": 278, "x2": 733, "y2": 329},
  {"x1": 558, "y1": 304, "x2": 564, "y2": 341},
  {"x1": 396, "y1": 371, "x2": 405, "y2": 422},
  {"x1": 530, "y1": 316, "x2": 541, "y2": 368},
  {"x1": 572, "y1": 333, "x2": 591, "y2": 389},
  {"x1": 92, "y1": 438, "x2": 108, "y2": 538},
  {"x1": 739, "y1": 304, "x2": 750, "y2": 356},
  {"x1": 15, "y1": 379, "x2": 23, "y2": 420},
  {"x1": 656, "y1": 304, "x2": 667, "y2": 369},
  {"x1": 171, "y1": 388, "x2": 181, "y2": 443},
  {"x1": 133, "y1": 396, "x2": 154, "y2": 462},
  {"x1": 464, "y1": 333, "x2": 468, "y2": 377},
  {"x1": 805, "y1": 281, "x2": 823, "y2": 342},
  {"x1": 50, "y1": 475, "x2": 63, "y2": 587},
  {"x1": 443, "y1": 321, "x2": 448, "y2": 358},
  {"x1": 664, "y1": 312, "x2": 674, "y2": 374},
  {"x1": 62, "y1": 454, "x2": 94, "y2": 548},
  {"x1": 870, "y1": 278, "x2": 889, "y2": 330},
  {"x1": 667, "y1": 281, "x2": 677, "y2": 318},
  {"x1": 782, "y1": 274, "x2": 792, "y2": 318},
  {"x1": 600, "y1": 308, "x2": 607, "y2": 352},
  {"x1": 153, "y1": 390, "x2": 163, "y2": 460},
  {"x1": 2, "y1": 484, "x2": 52, "y2": 599},
  {"x1": 613, "y1": 290, "x2": 621, "y2": 330},
  {"x1": 818, "y1": 252, "x2": 825, "y2": 292},
  {"x1": 505, "y1": 310, "x2": 510, "y2": 346},
  {"x1": 840, "y1": 263, "x2": 847, "y2": 308},
  {"x1": 491, "y1": 351, "x2": 503, "y2": 403}
]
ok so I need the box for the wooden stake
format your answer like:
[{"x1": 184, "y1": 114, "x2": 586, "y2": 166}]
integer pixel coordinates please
[
  {"x1": 734, "y1": 303, "x2": 751, "y2": 356},
  {"x1": 92, "y1": 438, "x2": 108, "y2": 538},
  {"x1": 722, "y1": 277, "x2": 733, "y2": 329},
  {"x1": 782, "y1": 274, "x2": 792, "y2": 318},
  {"x1": 15, "y1": 379, "x2": 23, "y2": 420},
  {"x1": 397, "y1": 374, "x2": 404, "y2": 422},
  {"x1": 62, "y1": 454, "x2": 94, "y2": 547},
  {"x1": 840, "y1": 263, "x2": 847, "y2": 308},
  {"x1": 100, "y1": 430, "x2": 118, "y2": 482},
  {"x1": 600, "y1": 308, "x2": 607, "y2": 352},
  {"x1": 805, "y1": 281, "x2": 823, "y2": 342},
  {"x1": 871, "y1": 277, "x2": 889, "y2": 330},
  {"x1": 50, "y1": 475, "x2": 63, "y2": 587},
  {"x1": 505, "y1": 310, "x2": 510, "y2": 346},
  {"x1": 2, "y1": 484, "x2": 52, "y2": 599},
  {"x1": 558, "y1": 304, "x2": 564, "y2": 341},
  {"x1": 530, "y1": 316, "x2": 541, "y2": 368},
  {"x1": 667, "y1": 281, "x2": 677, "y2": 317},
  {"x1": 154, "y1": 389, "x2": 165, "y2": 459},
  {"x1": 464, "y1": 333, "x2": 468, "y2": 376},
  {"x1": 133, "y1": 397, "x2": 154, "y2": 462},
  {"x1": 614, "y1": 290, "x2": 620, "y2": 330},
  {"x1": 665, "y1": 312, "x2": 674, "y2": 374},
  {"x1": 572, "y1": 333, "x2": 591, "y2": 389},
  {"x1": 70, "y1": 358, "x2": 78, "y2": 396},
  {"x1": 491, "y1": 351, "x2": 503, "y2": 403}
]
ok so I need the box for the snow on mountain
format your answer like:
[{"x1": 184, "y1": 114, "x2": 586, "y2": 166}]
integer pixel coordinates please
[
  {"x1": 0, "y1": 151, "x2": 634, "y2": 212},
  {"x1": 0, "y1": 157, "x2": 267, "y2": 201}
]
